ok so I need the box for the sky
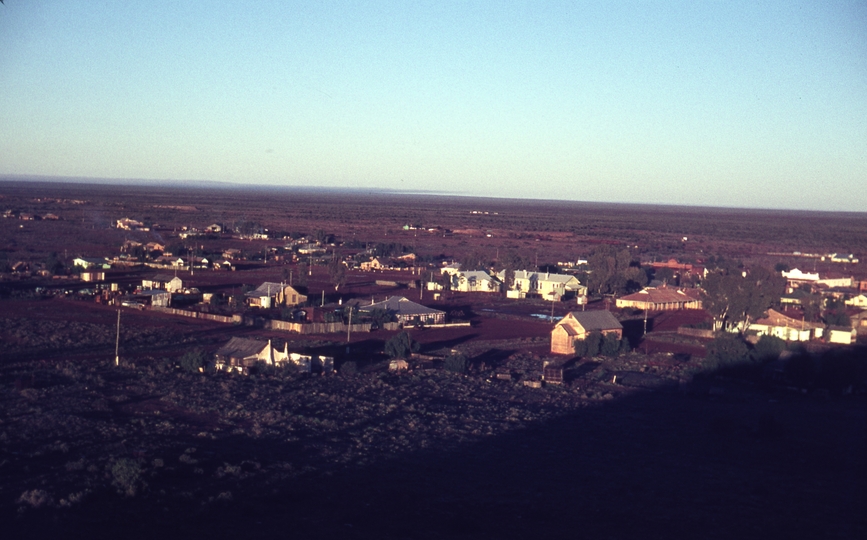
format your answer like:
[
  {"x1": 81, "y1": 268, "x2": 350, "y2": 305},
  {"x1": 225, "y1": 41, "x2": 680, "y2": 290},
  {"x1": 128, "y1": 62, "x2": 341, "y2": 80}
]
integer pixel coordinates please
[{"x1": 1, "y1": 1, "x2": 865, "y2": 211}]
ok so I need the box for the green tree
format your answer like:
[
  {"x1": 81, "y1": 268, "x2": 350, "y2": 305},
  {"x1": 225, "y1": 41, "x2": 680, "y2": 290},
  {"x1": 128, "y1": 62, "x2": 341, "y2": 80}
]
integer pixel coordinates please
[
  {"x1": 364, "y1": 308, "x2": 394, "y2": 328},
  {"x1": 384, "y1": 331, "x2": 420, "y2": 359},
  {"x1": 654, "y1": 267, "x2": 675, "y2": 285},
  {"x1": 458, "y1": 250, "x2": 489, "y2": 271},
  {"x1": 618, "y1": 336, "x2": 632, "y2": 355},
  {"x1": 703, "y1": 334, "x2": 750, "y2": 371},
  {"x1": 179, "y1": 350, "x2": 209, "y2": 373},
  {"x1": 586, "y1": 246, "x2": 643, "y2": 295},
  {"x1": 702, "y1": 266, "x2": 784, "y2": 332},
  {"x1": 228, "y1": 294, "x2": 246, "y2": 310},
  {"x1": 328, "y1": 260, "x2": 347, "y2": 291},
  {"x1": 584, "y1": 331, "x2": 603, "y2": 357},
  {"x1": 801, "y1": 294, "x2": 823, "y2": 322},
  {"x1": 750, "y1": 335, "x2": 786, "y2": 363},
  {"x1": 296, "y1": 263, "x2": 309, "y2": 287},
  {"x1": 600, "y1": 333, "x2": 621, "y2": 356},
  {"x1": 497, "y1": 250, "x2": 530, "y2": 289},
  {"x1": 573, "y1": 338, "x2": 588, "y2": 357},
  {"x1": 823, "y1": 298, "x2": 850, "y2": 326},
  {"x1": 44, "y1": 252, "x2": 64, "y2": 275}
]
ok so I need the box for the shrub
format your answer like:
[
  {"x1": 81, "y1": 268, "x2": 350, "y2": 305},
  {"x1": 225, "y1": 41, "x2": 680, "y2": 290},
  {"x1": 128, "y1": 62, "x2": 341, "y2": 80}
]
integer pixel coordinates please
[
  {"x1": 575, "y1": 332, "x2": 627, "y2": 358},
  {"x1": 600, "y1": 333, "x2": 621, "y2": 356},
  {"x1": 750, "y1": 335, "x2": 786, "y2": 363},
  {"x1": 584, "y1": 331, "x2": 603, "y2": 357},
  {"x1": 618, "y1": 337, "x2": 632, "y2": 355},
  {"x1": 179, "y1": 350, "x2": 209, "y2": 373},
  {"x1": 573, "y1": 339, "x2": 587, "y2": 357},
  {"x1": 18, "y1": 489, "x2": 53, "y2": 509},
  {"x1": 341, "y1": 361, "x2": 358, "y2": 376},
  {"x1": 384, "y1": 331, "x2": 419, "y2": 359},
  {"x1": 111, "y1": 458, "x2": 143, "y2": 497},
  {"x1": 444, "y1": 353, "x2": 469, "y2": 374},
  {"x1": 703, "y1": 334, "x2": 750, "y2": 371}
]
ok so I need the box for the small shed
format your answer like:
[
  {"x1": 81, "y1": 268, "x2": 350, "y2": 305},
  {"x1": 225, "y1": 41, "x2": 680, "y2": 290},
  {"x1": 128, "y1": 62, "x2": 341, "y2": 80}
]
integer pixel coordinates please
[{"x1": 542, "y1": 359, "x2": 566, "y2": 384}]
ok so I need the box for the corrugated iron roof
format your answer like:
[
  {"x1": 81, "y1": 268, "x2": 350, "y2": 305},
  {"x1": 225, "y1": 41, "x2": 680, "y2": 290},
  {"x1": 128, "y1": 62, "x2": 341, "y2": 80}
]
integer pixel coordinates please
[
  {"x1": 360, "y1": 296, "x2": 444, "y2": 317},
  {"x1": 216, "y1": 337, "x2": 268, "y2": 359},
  {"x1": 564, "y1": 310, "x2": 622, "y2": 331}
]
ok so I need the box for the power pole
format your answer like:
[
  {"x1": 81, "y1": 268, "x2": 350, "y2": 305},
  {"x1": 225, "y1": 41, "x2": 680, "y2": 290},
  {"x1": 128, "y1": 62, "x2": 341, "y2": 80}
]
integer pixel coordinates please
[{"x1": 114, "y1": 309, "x2": 121, "y2": 366}]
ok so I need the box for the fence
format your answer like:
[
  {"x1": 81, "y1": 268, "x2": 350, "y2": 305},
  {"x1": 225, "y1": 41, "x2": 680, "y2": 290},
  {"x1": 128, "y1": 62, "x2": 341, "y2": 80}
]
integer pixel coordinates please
[
  {"x1": 266, "y1": 320, "x2": 367, "y2": 334},
  {"x1": 151, "y1": 306, "x2": 241, "y2": 324},
  {"x1": 677, "y1": 326, "x2": 714, "y2": 339}
]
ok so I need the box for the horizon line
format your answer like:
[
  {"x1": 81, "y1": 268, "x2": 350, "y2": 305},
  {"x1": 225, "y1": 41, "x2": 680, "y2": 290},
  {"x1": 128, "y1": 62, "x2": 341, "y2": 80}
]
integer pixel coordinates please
[{"x1": 1, "y1": 173, "x2": 865, "y2": 217}]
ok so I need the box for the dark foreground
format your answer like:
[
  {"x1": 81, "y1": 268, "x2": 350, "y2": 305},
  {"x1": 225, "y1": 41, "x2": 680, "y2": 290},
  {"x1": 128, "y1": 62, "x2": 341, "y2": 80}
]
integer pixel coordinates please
[{"x1": 3, "y1": 363, "x2": 864, "y2": 540}]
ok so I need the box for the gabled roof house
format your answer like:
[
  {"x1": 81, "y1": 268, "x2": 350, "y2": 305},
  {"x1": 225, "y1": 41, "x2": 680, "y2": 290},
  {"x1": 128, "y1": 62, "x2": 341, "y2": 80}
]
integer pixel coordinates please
[
  {"x1": 551, "y1": 311, "x2": 623, "y2": 355},
  {"x1": 359, "y1": 296, "x2": 445, "y2": 325},
  {"x1": 748, "y1": 309, "x2": 824, "y2": 342}
]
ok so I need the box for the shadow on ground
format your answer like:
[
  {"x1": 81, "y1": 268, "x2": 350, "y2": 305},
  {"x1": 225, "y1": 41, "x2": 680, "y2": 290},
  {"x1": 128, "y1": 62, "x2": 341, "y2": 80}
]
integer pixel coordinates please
[{"x1": 6, "y1": 371, "x2": 864, "y2": 540}]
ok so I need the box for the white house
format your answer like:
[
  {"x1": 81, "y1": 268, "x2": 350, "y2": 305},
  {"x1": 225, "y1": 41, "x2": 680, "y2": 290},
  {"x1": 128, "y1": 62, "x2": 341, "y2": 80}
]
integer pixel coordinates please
[
  {"x1": 845, "y1": 294, "x2": 867, "y2": 309},
  {"x1": 815, "y1": 274, "x2": 855, "y2": 288},
  {"x1": 499, "y1": 270, "x2": 587, "y2": 301},
  {"x1": 449, "y1": 270, "x2": 502, "y2": 293},
  {"x1": 782, "y1": 268, "x2": 819, "y2": 283},
  {"x1": 749, "y1": 309, "x2": 824, "y2": 342},
  {"x1": 246, "y1": 282, "x2": 307, "y2": 308},
  {"x1": 142, "y1": 274, "x2": 184, "y2": 293},
  {"x1": 73, "y1": 257, "x2": 109, "y2": 270}
]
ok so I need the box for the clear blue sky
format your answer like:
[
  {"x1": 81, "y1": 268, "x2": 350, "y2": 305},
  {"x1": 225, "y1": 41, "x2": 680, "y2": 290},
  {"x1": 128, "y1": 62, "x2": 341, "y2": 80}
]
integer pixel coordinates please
[{"x1": 1, "y1": 1, "x2": 865, "y2": 211}]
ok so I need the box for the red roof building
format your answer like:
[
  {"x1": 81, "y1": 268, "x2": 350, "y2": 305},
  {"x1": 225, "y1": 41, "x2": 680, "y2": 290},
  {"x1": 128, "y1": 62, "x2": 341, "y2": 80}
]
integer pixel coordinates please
[{"x1": 615, "y1": 287, "x2": 703, "y2": 311}]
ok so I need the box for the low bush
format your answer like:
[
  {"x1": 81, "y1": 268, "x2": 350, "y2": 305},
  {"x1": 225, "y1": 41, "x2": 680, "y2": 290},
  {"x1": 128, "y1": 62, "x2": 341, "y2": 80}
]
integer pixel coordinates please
[
  {"x1": 111, "y1": 458, "x2": 143, "y2": 497},
  {"x1": 444, "y1": 353, "x2": 469, "y2": 374}
]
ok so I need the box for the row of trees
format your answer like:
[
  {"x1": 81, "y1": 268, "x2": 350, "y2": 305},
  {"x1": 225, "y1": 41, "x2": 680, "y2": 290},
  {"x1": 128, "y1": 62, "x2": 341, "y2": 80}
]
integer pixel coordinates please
[
  {"x1": 704, "y1": 334, "x2": 866, "y2": 391},
  {"x1": 574, "y1": 331, "x2": 631, "y2": 358}
]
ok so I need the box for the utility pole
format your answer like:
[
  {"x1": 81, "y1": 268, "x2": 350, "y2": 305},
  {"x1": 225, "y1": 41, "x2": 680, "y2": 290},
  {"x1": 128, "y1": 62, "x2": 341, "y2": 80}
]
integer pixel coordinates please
[
  {"x1": 643, "y1": 309, "x2": 648, "y2": 337},
  {"x1": 346, "y1": 306, "x2": 352, "y2": 344},
  {"x1": 114, "y1": 309, "x2": 121, "y2": 366}
]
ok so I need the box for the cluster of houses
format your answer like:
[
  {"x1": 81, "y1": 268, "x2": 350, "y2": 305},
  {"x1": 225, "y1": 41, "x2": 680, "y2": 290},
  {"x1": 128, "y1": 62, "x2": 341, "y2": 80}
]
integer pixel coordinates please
[
  {"x1": 545, "y1": 265, "x2": 867, "y2": 355},
  {"x1": 359, "y1": 254, "x2": 418, "y2": 271},
  {"x1": 425, "y1": 265, "x2": 589, "y2": 302},
  {"x1": 245, "y1": 282, "x2": 307, "y2": 309},
  {"x1": 3, "y1": 209, "x2": 61, "y2": 221}
]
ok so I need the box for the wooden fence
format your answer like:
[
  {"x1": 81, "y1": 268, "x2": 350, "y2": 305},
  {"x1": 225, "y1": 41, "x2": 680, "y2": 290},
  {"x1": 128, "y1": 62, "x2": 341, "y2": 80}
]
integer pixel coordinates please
[
  {"x1": 677, "y1": 326, "x2": 714, "y2": 339},
  {"x1": 150, "y1": 306, "x2": 241, "y2": 324}
]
